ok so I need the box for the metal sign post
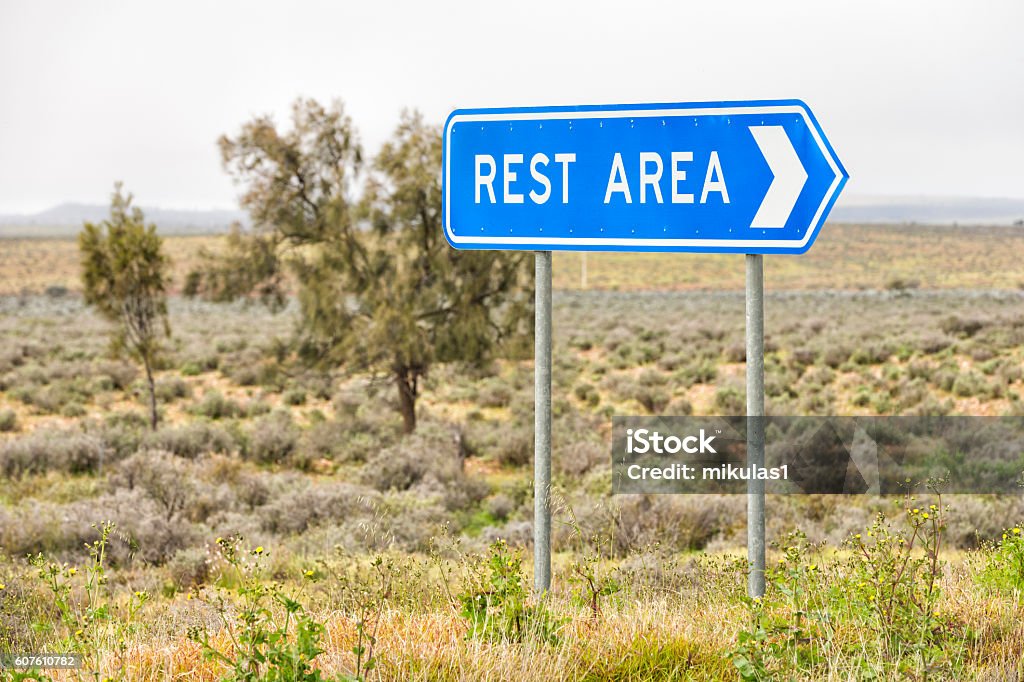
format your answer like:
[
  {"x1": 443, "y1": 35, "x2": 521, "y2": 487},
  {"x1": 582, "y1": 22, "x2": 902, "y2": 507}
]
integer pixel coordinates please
[
  {"x1": 746, "y1": 254, "x2": 766, "y2": 598},
  {"x1": 534, "y1": 251, "x2": 553, "y2": 595},
  {"x1": 441, "y1": 99, "x2": 846, "y2": 596}
]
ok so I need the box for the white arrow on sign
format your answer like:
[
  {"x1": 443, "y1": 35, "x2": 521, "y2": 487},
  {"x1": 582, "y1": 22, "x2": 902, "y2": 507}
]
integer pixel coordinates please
[{"x1": 748, "y1": 126, "x2": 808, "y2": 229}]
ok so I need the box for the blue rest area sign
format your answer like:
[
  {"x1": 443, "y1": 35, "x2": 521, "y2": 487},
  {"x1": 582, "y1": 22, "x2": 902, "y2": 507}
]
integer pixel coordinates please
[{"x1": 442, "y1": 99, "x2": 847, "y2": 254}]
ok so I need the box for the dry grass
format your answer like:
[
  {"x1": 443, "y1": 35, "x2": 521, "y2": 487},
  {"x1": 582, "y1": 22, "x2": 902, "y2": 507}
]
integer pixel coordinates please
[
  {"x1": 5, "y1": 223, "x2": 1024, "y2": 297},
  {"x1": 0, "y1": 235, "x2": 223, "y2": 295},
  {"x1": 553, "y1": 223, "x2": 1024, "y2": 291},
  {"x1": 32, "y1": 561, "x2": 1024, "y2": 681}
]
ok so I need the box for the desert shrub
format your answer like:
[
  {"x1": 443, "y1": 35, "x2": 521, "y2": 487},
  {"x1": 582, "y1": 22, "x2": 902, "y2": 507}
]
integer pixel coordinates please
[
  {"x1": 111, "y1": 451, "x2": 195, "y2": 522},
  {"x1": 802, "y1": 365, "x2": 835, "y2": 387},
  {"x1": 179, "y1": 361, "x2": 202, "y2": 376},
  {"x1": 282, "y1": 388, "x2": 307, "y2": 406},
  {"x1": 190, "y1": 390, "x2": 243, "y2": 420},
  {"x1": 608, "y1": 495, "x2": 742, "y2": 555},
  {"x1": 477, "y1": 378, "x2": 513, "y2": 408},
  {"x1": 634, "y1": 368, "x2": 665, "y2": 391},
  {"x1": 166, "y1": 546, "x2": 211, "y2": 588},
  {"x1": 657, "y1": 352, "x2": 687, "y2": 372},
  {"x1": 917, "y1": 334, "x2": 952, "y2": 355},
  {"x1": 885, "y1": 276, "x2": 920, "y2": 291},
  {"x1": 243, "y1": 411, "x2": 298, "y2": 465},
  {"x1": 0, "y1": 428, "x2": 108, "y2": 478},
  {"x1": 634, "y1": 385, "x2": 671, "y2": 414},
  {"x1": 485, "y1": 493, "x2": 517, "y2": 522},
  {"x1": 968, "y1": 344, "x2": 996, "y2": 362},
  {"x1": 666, "y1": 396, "x2": 694, "y2": 416},
  {"x1": 96, "y1": 360, "x2": 138, "y2": 391},
  {"x1": 723, "y1": 343, "x2": 746, "y2": 363},
  {"x1": 154, "y1": 376, "x2": 191, "y2": 403},
  {"x1": 941, "y1": 316, "x2": 984, "y2": 338},
  {"x1": 0, "y1": 408, "x2": 19, "y2": 432},
  {"x1": 714, "y1": 385, "x2": 745, "y2": 415},
  {"x1": 822, "y1": 344, "x2": 851, "y2": 369},
  {"x1": 798, "y1": 387, "x2": 835, "y2": 415},
  {"x1": 465, "y1": 420, "x2": 532, "y2": 468},
  {"x1": 603, "y1": 326, "x2": 633, "y2": 352},
  {"x1": 952, "y1": 371, "x2": 986, "y2": 398},
  {"x1": 235, "y1": 472, "x2": 271, "y2": 510},
  {"x1": 850, "y1": 342, "x2": 892, "y2": 366},
  {"x1": 361, "y1": 424, "x2": 467, "y2": 493},
  {"x1": 259, "y1": 479, "x2": 379, "y2": 534},
  {"x1": 143, "y1": 422, "x2": 236, "y2": 459},
  {"x1": 931, "y1": 363, "x2": 959, "y2": 392},
  {"x1": 62, "y1": 402, "x2": 88, "y2": 417},
  {"x1": 555, "y1": 439, "x2": 606, "y2": 477},
  {"x1": 294, "y1": 419, "x2": 351, "y2": 467},
  {"x1": 789, "y1": 347, "x2": 817, "y2": 368},
  {"x1": 332, "y1": 384, "x2": 366, "y2": 418},
  {"x1": 574, "y1": 382, "x2": 600, "y2": 407},
  {"x1": 14, "y1": 380, "x2": 92, "y2": 414},
  {"x1": 677, "y1": 360, "x2": 717, "y2": 387},
  {"x1": 765, "y1": 373, "x2": 798, "y2": 400}
]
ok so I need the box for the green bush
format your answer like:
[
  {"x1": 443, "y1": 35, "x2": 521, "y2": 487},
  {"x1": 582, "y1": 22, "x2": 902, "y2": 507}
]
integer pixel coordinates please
[
  {"x1": 190, "y1": 391, "x2": 243, "y2": 420},
  {"x1": 0, "y1": 409, "x2": 19, "y2": 433},
  {"x1": 188, "y1": 537, "x2": 342, "y2": 681},
  {"x1": 244, "y1": 411, "x2": 298, "y2": 465},
  {"x1": 458, "y1": 539, "x2": 563, "y2": 645},
  {"x1": 154, "y1": 377, "x2": 191, "y2": 403},
  {"x1": 714, "y1": 385, "x2": 744, "y2": 415},
  {"x1": 980, "y1": 525, "x2": 1024, "y2": 593},
  {"x1": 283, "y1": 388, "x2": 307, "y2": 406}
]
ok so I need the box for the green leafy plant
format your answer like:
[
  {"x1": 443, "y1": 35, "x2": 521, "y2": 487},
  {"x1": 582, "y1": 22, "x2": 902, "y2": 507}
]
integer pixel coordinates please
[
  {"x1": 29, "y1": 521, "x2": 147, "y2": 676},
  {"x1": 188, "y1": 537, "x2": 338, "y2": 682},
  {"x1": 731, "y1": 487, "x2": 963, "y2": 681},
  {"x1": 318, "y1": 552, "x2": 397, "y2": 682},
  {"x1": 564, "y1": 505, "x2": 620, "y2": 620},
  {"x1": 846, "y1": 496, "x2": 947, "y2": 648},
  {"x1": 458, "y1": 539, "x2": 563, "y2": 645},
  {"x1": 730, "y1": 531, "x2": 829, "y2": 681},
  {"x1": 980, "y1": 524, "x2": 1024, "y2": 593}
]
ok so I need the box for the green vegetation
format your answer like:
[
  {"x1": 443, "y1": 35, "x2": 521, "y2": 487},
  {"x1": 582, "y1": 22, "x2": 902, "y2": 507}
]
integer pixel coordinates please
[
  {"x1": 79, "y1": 184, "x2": 171, "y2": 429},
  {"x1": 185, "y1": 100, "x2": 530, "y2": 433}
]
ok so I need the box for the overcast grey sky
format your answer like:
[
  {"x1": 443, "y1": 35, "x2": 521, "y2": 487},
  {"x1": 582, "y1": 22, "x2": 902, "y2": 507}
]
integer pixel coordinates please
[{"x1": 0, "y1": 0, "x2": 1021, "y2": 213}]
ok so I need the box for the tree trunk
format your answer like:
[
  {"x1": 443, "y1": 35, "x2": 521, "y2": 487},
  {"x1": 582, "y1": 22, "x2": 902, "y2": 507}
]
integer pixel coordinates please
[
  {"x1": 144, "y1": 357, "x2": 158, "y2": 430},
  {"x1": 396, "y1": 369, "x2": 417, "y2": 434}
]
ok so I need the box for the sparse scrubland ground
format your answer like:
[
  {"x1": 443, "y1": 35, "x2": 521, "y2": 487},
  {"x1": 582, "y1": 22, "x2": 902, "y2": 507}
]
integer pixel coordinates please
[{"x1": 1, "y1": 224, "x2": 1024, "y2": 680}]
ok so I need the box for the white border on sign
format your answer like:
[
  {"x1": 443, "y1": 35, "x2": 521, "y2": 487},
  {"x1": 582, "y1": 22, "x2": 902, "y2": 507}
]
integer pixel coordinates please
[{"x1": 443, "y1": 105, "x2": 844, "y2": 249}]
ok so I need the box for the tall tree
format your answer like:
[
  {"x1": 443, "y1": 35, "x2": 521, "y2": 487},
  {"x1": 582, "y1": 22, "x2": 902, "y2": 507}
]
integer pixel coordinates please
[
  {"x1": 188, "y1": 99, "x2": 530, "y2": 432},
  {"x1": 80, "y1": 184, "x2": 171, "y2": 430}
]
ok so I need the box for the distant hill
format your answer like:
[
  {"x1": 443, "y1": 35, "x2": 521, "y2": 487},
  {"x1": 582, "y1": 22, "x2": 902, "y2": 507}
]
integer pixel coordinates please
[
  {"x1": 828, "y1": 195, "x2": 1024, "y2": 226},
  {"x1": 0, "y1": 203, "x2": 248, "y2": 238},
  {"x1": 0, "y1": 195, "x2": 1022, "y2": 239}
]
